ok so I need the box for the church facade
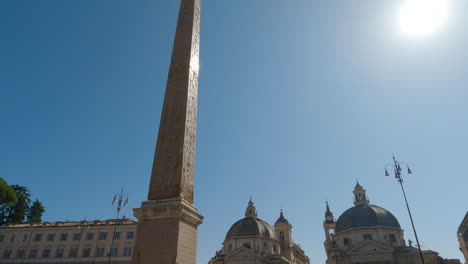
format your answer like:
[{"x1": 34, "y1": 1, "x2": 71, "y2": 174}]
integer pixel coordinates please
[
  {"x1": 209, "y1": 199, "x2": 310, "y2": 264},
  {"x1": 323, "y1": 183, "x2": 451, "y2": 264}
]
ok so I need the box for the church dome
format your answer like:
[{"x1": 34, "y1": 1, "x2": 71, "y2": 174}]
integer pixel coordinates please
[
  {"x1": 225, "y1": 199, "x2": 277, "y2": 240},
  {"x1": 225, "y1": 217, "x2": 277, "y2": 240},
  {"x1": 335, "y1": 204, "x2": 401, "y2": 233}
]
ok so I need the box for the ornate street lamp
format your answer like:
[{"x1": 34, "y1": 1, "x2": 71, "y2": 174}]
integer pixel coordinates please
[
  {"x1": 385, "y1": 156, "x2": 425, "y2": 264},
  {"x1": 108, "y1": 187, "x2": 128, "y2": 264}
]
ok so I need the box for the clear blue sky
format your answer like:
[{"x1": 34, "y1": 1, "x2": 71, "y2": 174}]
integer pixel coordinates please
[{"x1": 1, "y1": 1, "x2": 466, "y2": 263}]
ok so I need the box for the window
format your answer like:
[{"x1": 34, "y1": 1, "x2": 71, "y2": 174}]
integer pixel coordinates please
[
  {"x1": 82, "y1": 248, "x2": 91, "y2": 257},
  {"x1": 389, "y1": 234, "x2": 397, "y2": 243},
  {"x1": 110, "y1": 247, "x2": 118, "y2": 257},
  {"x1": 96, "y1": 248, "x2": 105, "y2": 257},
  {"x1": 363, "y1": 234, "x2": 372, "y2": 240},
  {"x1": 22, "y1": 234, "x2": 28, "y2": 242},
  {"x1": 69, "y1": 247, "x2": 78, "y2": 257},
  {"x1": 47, "y1": 233, "x2": 55, "y2": 241},
  {"x1": 72, "y1": 233, "x2": 81, "y2": 241},
  {"x1": 16, "y1": 249, "x2": 25, "y2": 258},
  {"x1": 273, "y1": 245, "x2": 277, "y2": 253},
  {"x1": 55, "y1": 248, "x2": 64, "y2": 258},
  {"x1": 0, "y1": 235, "x2": 4, "y2": 242},
  {"x1": 60, "y1": 233, "x2": 68, "y2": 241},
  {"x1": 99, "y1": 232, "x2": 107, "y2": 240},
  {"x1": 343, "y1": 237, "x2": 350, "y2": 245},
  {"x1": 29, "y1": 248, "x2": 38, "y2": 258},
  {"x1": 42, "y1": 248, "x2": 51, "y2": 258},
  {"x1": 124, "y1": 247, "x2": 132, "y2": 257},
  {"x1": 126, "y1": 232, "x2": 134, "y2": 240},
  {"x1": 9, "y1": 234, "x2": 15, "y2": 242},
  {"x1": 3, "y1": 249, "x2": 12, "y2": 258},
  {"x1": 33, "y1": 234, "x2": 42, "y2": 242},
  {"x1": 113, "y1": 232, "x2": 121, "y2": 240},
  {"x1": 243, "y1": 243, "x2": 251, "y2": 249},
  {"x1": 86, "y1": 232, "x2": 94, "y2": 240}
]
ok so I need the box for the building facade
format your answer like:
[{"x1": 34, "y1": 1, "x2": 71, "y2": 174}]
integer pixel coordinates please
[
  {"x1": 458, "y1": 212, "x2": 468, "y2": 263},
  {"x1": 209, "y1": 199, "x2": 310, "y2": 264},
  {"x1": 323, "y1": 183, "x2": 459, "y2": 264},
  {"x1": 0, "y1": 219, "x2": 136, "y2": 264},
  {"x1": 422, "y1": 250, "x2": 462, "y2": 264}
]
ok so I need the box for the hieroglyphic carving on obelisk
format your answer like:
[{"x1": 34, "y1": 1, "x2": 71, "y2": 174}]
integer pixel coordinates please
[
  {"x1": 148, "y1": 0, "x2": 200, "y2": 204},
  {"x1": 132, "y1": 0, "x2": 203, "y2": 263}
]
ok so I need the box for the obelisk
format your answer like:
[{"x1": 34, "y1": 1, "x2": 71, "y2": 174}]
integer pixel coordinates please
[{"x1": 132, "y1": 0, "x2": 203, "y2": 263}]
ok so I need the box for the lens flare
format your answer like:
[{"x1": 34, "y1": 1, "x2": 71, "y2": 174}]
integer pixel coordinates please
[{"x1": 399, "y1": 0, "x2": 449, "y2": 36}]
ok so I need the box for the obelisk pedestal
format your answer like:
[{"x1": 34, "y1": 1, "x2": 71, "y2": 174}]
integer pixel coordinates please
[
  {"x1": 132, "y1": 0, "x2": 203, "y2": 263},
  {"x1": 132, "y1": 198, "x2": 202, "y2": 264}
]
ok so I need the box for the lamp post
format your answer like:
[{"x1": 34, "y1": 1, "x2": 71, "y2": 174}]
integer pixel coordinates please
[
  {"x1": 108, "y1": 188, "x2": 128, "y2": 264},
  {"x1": 330, "y1": 233, "x2": 340, "y2": 264},
  {"x1": 385, "y1": 156, "x2": 425, "y2": 264}
]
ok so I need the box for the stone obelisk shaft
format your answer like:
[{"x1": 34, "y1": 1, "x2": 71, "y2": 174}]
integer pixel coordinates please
[
  {"x1": 148, "y1": 0, "x2": 200, "y2": 203},
  {"x1": 132, "y1": 1, "x2": 203, "y2": 264}
]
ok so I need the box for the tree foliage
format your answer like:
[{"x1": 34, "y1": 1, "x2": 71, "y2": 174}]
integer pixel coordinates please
[
  {"x1": 4, "y1": 185, "x2": 32, "y2": 224},
  {"x1": 27, "y1": 200, "x2": 45, "y2": 223},
  {"x1": 0, "y1": 177, "x2": 17, "y2": 205},
  {"x1": 0, "y1": 180, "x2": 45, "y2": 225},
  {"x1": 0, "y1": 182, "x2": 44, "y2": 225}
]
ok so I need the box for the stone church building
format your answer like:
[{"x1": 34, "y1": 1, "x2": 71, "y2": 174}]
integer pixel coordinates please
[
  {"x1": 208, "y1": 199, "x2": 310, "y2": 264},
  {"x1": 323, "y1": 183, "x2": 453, "y2": 264},
  {"x1": 457, "y1": 212, "x2": 468, "y2": 263}
]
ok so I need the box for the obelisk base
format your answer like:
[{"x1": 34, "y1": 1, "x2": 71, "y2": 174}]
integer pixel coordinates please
[{"x1": 132, "y1": 198, "x2": 203, "y2": 264}]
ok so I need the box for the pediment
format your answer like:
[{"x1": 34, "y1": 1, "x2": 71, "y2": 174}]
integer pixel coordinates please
[
  {"x1": 348, "y1": 240, "x2": 394, "y2": 255},
  {"x1": 225, "y1": 247, "x2": 263, "y2": 260}
]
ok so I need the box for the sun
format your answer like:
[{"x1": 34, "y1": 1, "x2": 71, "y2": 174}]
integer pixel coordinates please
[{"x1": 399, "y1": 0, "x2": 449, "y2": 36}]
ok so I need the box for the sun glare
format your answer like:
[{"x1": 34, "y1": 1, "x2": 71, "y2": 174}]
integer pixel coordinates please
[{"x1": 399, "y1": 0, "x2": 449, "y2": 36}]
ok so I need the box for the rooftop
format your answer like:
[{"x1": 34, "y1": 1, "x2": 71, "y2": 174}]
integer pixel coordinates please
[{"x1": 0, "y1": 218, "x2": 136, "y2": 229}]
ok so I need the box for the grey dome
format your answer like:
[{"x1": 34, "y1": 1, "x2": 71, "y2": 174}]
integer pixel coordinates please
[
  {"x1": 226, "y1": 217, "x2": 277, "y2": 240},
  {"x1": 335, "y1": 204, "x2": 401, "y2": 233}
]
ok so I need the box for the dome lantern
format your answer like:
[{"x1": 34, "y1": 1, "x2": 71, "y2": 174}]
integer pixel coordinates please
[
  {"x1": 245, "y1": 197, "x2": 257, "y2": 217},
  {"x1": 353, "y1": 181, "x2": 369, "y2": 205}
]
